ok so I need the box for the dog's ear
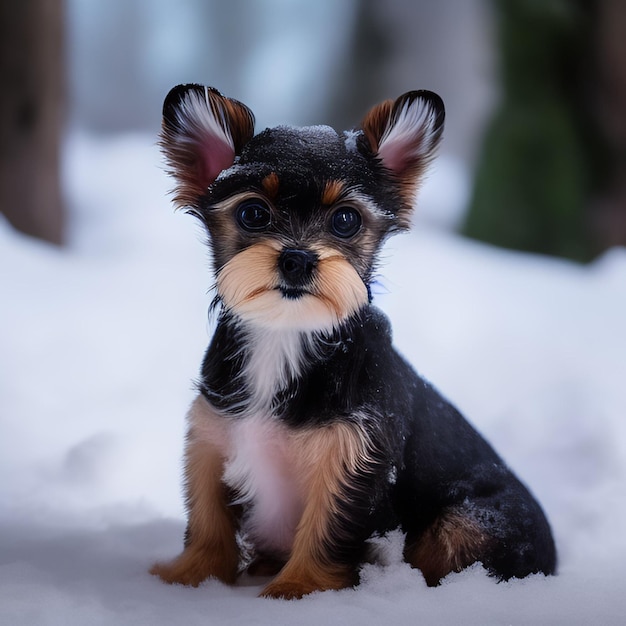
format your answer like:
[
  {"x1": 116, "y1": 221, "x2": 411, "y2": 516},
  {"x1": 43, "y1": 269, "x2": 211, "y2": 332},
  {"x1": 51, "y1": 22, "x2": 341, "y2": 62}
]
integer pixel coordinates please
[
  {"x1": 160, "y1": 84, "x2": 255, "y2": 209},
  {"x1": 361, "y1": 90, "x2": 444, "y2": 226}
]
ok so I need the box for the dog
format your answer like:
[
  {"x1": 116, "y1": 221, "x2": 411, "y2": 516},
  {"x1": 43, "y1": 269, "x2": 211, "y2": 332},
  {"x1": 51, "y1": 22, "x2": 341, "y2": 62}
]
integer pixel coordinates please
[{"x1": 150, "y1": 84, "x2": 556, "y2": 599}]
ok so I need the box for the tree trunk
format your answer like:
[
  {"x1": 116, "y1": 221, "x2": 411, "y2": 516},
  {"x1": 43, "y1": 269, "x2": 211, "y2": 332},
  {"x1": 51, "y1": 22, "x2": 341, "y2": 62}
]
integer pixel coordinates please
[
  {"x1": 591, "y1": 0, "x2": 626, "y2": 251},
  {"x1": 0, "y1": 0, "x2": 65, "y2": 245}
]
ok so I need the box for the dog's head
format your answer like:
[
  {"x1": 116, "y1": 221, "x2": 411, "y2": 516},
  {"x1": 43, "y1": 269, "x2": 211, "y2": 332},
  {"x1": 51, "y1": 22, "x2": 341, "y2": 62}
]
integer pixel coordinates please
[{"x1": 160, "y1": 84, "x2": 444, "y2": 332}]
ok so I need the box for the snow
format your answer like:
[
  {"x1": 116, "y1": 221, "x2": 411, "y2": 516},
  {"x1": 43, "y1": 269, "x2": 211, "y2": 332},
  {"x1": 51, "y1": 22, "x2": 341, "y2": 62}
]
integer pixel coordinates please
[{"x1": 1, "y1": 133, "x2": 625, "y2": 625}]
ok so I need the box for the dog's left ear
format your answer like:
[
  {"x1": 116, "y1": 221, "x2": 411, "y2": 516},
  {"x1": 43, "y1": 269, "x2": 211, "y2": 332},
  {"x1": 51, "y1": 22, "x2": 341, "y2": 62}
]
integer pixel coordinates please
[
  {"x1": 361, "y1": 90, "x2": 444, "y2": 226},
  {"x1": 160, "y1": 84, "x2": 255, "y2": 209}
]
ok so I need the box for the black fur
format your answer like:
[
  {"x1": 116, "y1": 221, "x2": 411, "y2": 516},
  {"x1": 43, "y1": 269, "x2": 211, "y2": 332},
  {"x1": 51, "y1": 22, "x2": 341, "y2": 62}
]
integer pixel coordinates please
[
  {"x1": 197, "y1": 125, "x2": 402, "y2": 281},
  {"x1": 155, "y1": 84, "x2": 556, "y2": 595},
  {"x1": 200, "y1": 306, "x2": 556, "y2": 580}
]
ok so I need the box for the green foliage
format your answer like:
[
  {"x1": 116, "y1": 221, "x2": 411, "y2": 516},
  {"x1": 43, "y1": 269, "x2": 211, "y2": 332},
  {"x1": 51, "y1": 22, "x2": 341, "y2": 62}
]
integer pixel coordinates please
[{"x1": 463, "y1": 0, "x2": 600, "y2": 262}]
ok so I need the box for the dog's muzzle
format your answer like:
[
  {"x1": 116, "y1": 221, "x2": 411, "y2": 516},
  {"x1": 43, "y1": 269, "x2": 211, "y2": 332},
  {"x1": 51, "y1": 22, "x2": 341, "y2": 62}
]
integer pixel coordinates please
[{"x1": 278, "y1": 248, "x2": 317, "y2": 299}]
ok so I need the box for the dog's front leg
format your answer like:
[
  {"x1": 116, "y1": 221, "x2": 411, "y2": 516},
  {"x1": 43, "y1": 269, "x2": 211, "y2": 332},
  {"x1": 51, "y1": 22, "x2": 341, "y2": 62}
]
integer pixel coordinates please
[
  {"x1": 151, "y1": 396, "x2": 239, "y2": 587},
  {"x1": 260, "y1": 420, "x2": 375, "y2": 600}
]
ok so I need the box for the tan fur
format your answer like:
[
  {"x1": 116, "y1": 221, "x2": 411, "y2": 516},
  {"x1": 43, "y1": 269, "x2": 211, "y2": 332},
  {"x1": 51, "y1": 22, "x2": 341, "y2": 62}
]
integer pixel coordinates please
[
  {"x1": 261, "y1": 172, "x2": 280, "y2": 199},
  {"x1": 219, "y1": 97, "x2": 256, "y2": 154},
  {"x1": 217, "y1": 241, "x2": 368, "y2": 330},
  {"x1": 217, "y1": 241, "x2": 281, "y2": 310},
  {"x1": 313, "y1": 249, "x2": 369, "y2": 322},
  {"x1": 403, "y1": 511, "x2": 488, "y2": 586},
  {"x1": 321, "y1": 180, "x2": 346, "y2": 206},
  {"x1": 260, "y1": 421, "x2": 374, "y2": 599},
  {"x1": 152, "y1": 396, "x2": 376, "y2": 598},
  {"x1": 361, "y1": 99, "x2": 394, "y2": 154},
  {"x1": 150, "y1": 398, "x2": 239, "y2": 587}
]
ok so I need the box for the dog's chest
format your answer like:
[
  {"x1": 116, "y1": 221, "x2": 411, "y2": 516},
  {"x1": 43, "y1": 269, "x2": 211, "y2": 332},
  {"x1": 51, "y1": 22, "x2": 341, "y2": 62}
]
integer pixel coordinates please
[
  {"x1": 242, "y1": 327, "x2": 305, "y2": 410},
  {"x1": 220, "y1": 328, "x2": 318, "y2": 554},
  {"x1": 223, "y1": 416, "x2": 304, "y2": 555}
]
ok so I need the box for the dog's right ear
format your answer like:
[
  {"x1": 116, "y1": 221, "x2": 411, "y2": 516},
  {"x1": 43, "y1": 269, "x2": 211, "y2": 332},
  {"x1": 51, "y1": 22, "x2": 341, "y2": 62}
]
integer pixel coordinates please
[{"x1": 160, "y1": 84, "x2": 255, "y2": 209}]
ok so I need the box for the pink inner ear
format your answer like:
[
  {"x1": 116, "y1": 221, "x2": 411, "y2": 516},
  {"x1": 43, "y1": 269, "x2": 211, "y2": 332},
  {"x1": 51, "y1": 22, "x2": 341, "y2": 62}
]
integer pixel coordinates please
[
  {"x1": 377, "y1": 99, "x2": 439, "y2": 176},
  {"x1": 198, "y1": 139, "x2": 236, "y2": 186},
  {"x1": 378, "y1": 138, "x2": 416, "y2": 175}
]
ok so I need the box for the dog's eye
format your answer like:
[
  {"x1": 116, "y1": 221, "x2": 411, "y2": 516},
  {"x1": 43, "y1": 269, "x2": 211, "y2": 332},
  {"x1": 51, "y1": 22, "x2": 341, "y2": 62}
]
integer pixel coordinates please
[
  {"x1": 236, "y1": 200, "x2": 271, "y2": 232},
  {"x1": 330, "y1": 206, "x2": 362, "y2": 238}
]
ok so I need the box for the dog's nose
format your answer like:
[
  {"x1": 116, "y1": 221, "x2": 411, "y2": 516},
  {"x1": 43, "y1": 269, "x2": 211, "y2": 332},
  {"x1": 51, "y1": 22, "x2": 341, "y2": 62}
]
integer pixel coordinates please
[{"x1": 278, "y1": 248, "x2": 317, "y2": 286}]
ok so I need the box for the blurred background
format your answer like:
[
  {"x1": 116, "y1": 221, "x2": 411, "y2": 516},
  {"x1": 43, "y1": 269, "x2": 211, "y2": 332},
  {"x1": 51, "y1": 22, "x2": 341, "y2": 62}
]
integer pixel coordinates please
[
  {"x1": 2, "y1": 7, "x2": 626, "y2": 612},
  {"x1": 1, "y1": 0, "x2": 625, "y2": 260}
]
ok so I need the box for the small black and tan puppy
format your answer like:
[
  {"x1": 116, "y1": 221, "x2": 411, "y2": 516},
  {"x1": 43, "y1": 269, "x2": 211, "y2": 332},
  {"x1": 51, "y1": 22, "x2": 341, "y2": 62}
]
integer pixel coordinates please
[{"x1": 151, "y1": 84, "x2": 556, "y2": 599}]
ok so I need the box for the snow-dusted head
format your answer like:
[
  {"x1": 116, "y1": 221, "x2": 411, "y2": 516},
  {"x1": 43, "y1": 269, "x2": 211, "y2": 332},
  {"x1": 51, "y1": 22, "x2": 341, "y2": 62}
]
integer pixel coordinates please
[{"x1": 160, "y1": 85, "x2": 444, "y2": 331}]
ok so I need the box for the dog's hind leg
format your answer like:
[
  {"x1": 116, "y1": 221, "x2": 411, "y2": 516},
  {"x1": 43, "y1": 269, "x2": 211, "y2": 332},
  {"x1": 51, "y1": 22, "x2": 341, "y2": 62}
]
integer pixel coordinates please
[
  {"x1": 403, "y1": 491, "x2": 557, "y2": 585},
  {"x1": 150, "y1": 396, "x2": 240, "y2": 587},
  {"x1": 403, "y1": 509, "x2": 488, "y2": 587}
]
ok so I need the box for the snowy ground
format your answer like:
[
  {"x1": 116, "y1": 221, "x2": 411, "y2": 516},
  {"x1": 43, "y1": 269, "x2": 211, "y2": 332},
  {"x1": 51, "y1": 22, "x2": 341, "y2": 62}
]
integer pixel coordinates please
[{"x1": 1, "y1": 134, "x2": 625, "y2": 625}]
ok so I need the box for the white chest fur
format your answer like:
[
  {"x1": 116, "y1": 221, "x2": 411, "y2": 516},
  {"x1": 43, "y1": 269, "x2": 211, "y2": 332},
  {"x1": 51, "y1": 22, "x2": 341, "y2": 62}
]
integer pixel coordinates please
[
  {"x1": 223, "y1": 415, "x2": 304, "y2": 555},
  {"x1": 189, "y1": 396, "x2": 305, "y2": 555},
  {"x1": 242, "y1": 326, "x2": 305, "y2": 411},
  {"x1": 190, "y1": 327, "x2": 321, "y2": 556}
]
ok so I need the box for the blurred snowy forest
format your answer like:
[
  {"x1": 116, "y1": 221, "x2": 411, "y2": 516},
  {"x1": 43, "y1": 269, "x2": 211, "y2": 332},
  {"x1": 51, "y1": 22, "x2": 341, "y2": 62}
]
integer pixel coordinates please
[
  {"x1": 3, "y1": 0, "x2": 625, "y2": 259},
  {"x1": 67, "y1": 0, "x2": 495, "y2": 161},
  {"x1": 2, "y1": 0, "x2": 494, "y2": 244}
]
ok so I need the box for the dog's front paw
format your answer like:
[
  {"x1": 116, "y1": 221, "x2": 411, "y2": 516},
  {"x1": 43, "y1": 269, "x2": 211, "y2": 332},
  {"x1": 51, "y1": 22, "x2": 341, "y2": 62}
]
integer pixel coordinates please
[
  {"x1": 260, "y1": 579, "x2": 319, "y2": 600},
  {"x1": 259, "y1": 567, "x2": 355, "y2": 599},
  {"x1": 150, "y1": 547, "x2": 238, "y2": 587}
]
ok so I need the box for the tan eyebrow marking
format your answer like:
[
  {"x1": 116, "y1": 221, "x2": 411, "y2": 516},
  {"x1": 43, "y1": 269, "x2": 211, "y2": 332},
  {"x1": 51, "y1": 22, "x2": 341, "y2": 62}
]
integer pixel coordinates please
[
  {"x1": 321, "y1": 180, "x2": 346, "y2": 206},
  {"x1": 261, "y1": 172, "x2": 280, "y2": 199}
]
